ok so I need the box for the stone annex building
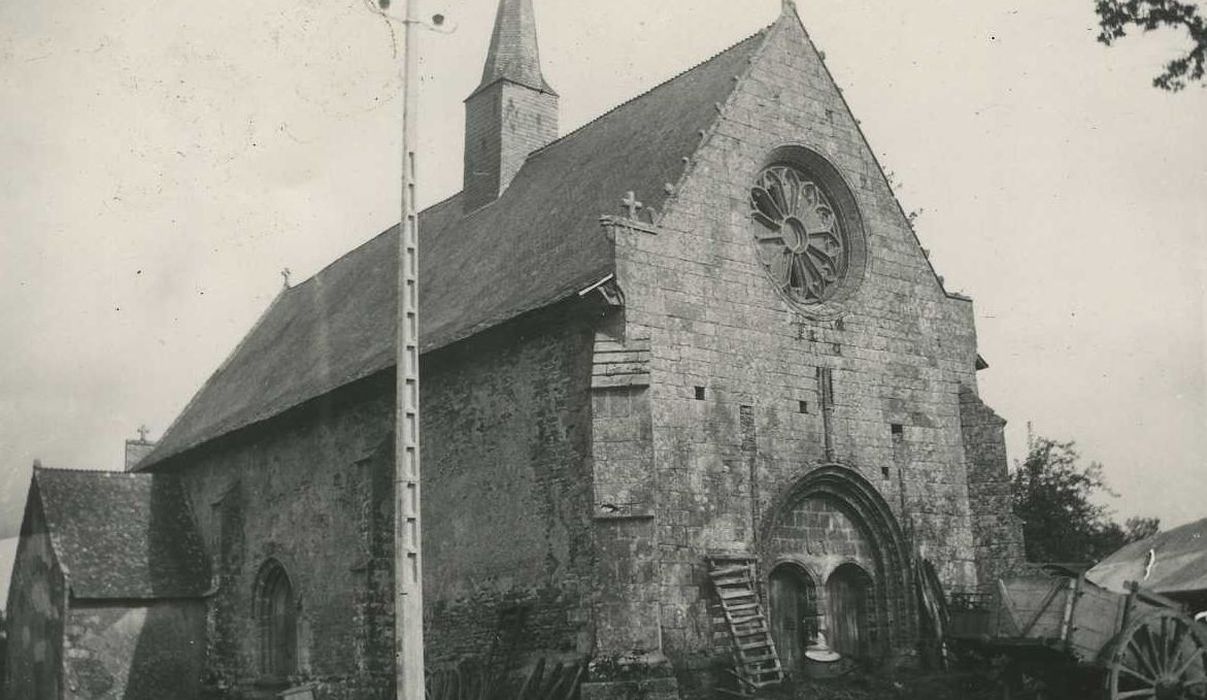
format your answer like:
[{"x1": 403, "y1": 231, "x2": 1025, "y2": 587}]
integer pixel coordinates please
[{"x1": 4, "y1": 1, "x2": 1024, "y2": 698}]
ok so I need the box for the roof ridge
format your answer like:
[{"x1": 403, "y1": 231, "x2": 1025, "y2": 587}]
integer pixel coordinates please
[
  {"x1": 780, "y1": 5, "x2": 954, "y2": 297},
  {"x1": 654, "y1": 18, "x2": 783, "y2": 226},
  {"x1": 281, "y1": 190, "x2": 464, "y2": 296},
  {"x1": 35, "y1": 466, "x2": 126, "y2": 476},
  {"x1": 523, "y1": 25, "x2": 772, "y2": 163}
]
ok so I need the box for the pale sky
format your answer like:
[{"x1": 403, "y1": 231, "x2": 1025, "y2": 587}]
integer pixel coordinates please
[{"x1": 0, "y1": 0, "x2": 1204, "y2": 536}]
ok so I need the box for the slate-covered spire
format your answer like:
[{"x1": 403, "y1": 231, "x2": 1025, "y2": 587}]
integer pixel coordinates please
[
  {"x1": 463, "y1": 0, "x2": 559, "y2": 211},
  {"x1": 474, "y1": 0, "x2": 556, "y2": 97}
]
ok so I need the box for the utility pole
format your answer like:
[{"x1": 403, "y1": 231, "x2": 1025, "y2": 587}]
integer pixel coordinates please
[{"x1": 391, "y1": 0, "x2": 424, "y2": 698}]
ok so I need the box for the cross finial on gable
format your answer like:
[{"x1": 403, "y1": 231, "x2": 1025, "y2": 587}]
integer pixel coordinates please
[
  {"x1": 281, "y1": 268, "x2": 292, "y2": 289},
  {"x1": 781, "y1": 0, "x2": 796, "y2": 15},
  {"x1": 137, "y1": 425, "x2": 150, "y2": 443},
  {"x1": 621, "y1": 191, "x2": 643, "y2": 220}
]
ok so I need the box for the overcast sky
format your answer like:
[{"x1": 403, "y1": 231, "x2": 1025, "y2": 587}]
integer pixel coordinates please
[{"x1": 1, "y1": 0, "x2": 1204, "y2": 535}]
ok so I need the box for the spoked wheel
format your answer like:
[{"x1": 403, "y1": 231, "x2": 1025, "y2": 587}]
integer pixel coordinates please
[{"x1": 1104, "y1": 608, "x2": 1207, "y2": 699}]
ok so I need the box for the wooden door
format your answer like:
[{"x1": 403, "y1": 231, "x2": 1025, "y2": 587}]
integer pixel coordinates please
[
  {"x1": 769, "y1": 565, "x2": 816, "y2": 673},
  {"x1": 827, "y1": 564, "x2": 872, "y2": 658}
]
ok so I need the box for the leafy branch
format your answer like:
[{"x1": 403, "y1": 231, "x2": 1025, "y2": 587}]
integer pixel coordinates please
[{"x1": 1095, "y1": 0, "x2": 1207, "y2": 90}]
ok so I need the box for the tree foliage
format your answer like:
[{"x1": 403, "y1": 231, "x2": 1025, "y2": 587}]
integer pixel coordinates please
[
  {"x1": 1123, "y1": 515, "x2": 1161, "y2": 541},
  {"x1": 1095, "y1": 0, "x2": 1207, "y2": 90},
  {"x1": 1011, "y1": 435, "x2": 1159, "y2": 564}
]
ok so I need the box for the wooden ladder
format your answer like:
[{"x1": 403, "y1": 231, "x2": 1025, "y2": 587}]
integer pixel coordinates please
[{"x1": 708, "y1": 560, "x2": 784, "y2": 694}]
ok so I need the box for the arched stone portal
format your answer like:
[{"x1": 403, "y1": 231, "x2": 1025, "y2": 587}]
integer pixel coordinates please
[{"x1": 760, "y1": 465, "x2": 915, "y2": 663}]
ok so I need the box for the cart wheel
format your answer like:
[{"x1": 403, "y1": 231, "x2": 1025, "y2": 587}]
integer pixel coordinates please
[{"x1": 1104, "y1": 608, "x2": 1207, "y2": 700}]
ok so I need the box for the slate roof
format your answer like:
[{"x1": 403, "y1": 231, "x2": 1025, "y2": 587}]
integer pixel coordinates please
[
  {"x1": 141, "y1": 27, "x2": 769, "y2": 468},
  {"x1": 1087, "y1": 517, "x2": 1207, "y2": 595},
  {"x1": 474, "y1": 0, "x2": 556, "y2": 97},
  {"x1": 34, "y1": 468, "x2": 210, "y2": 599}
]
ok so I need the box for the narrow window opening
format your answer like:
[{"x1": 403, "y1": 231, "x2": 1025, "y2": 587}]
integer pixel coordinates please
[
  {"x1": 798, "y1": 400, "x2": 809, "y2": 414},
  {"x1": 890, "y1": 423, "x2": 904, "y2": 441},
  {"x1": 694, "y1": 386, "x2": 706, "y2": 401},
  {"x1": 881, "y1": 466, "x2": 891, "y2": 479}
]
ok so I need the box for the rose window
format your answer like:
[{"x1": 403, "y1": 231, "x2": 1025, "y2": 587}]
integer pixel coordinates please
[{"x1": 750, "y1": 165, "x2": 849, "y2": 305}]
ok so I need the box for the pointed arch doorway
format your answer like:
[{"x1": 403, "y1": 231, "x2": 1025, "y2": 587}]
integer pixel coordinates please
[{"x1": 760, "y1": 465, "x2": 917, "y2": 662}]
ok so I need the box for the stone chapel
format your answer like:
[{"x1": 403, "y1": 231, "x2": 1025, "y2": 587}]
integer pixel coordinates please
[{"x1": 4, "y1": 1, "x2": 1024, "y2": 698}]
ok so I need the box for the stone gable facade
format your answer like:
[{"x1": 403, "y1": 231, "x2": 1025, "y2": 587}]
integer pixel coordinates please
[{"x1": 592, "y1": 13, "x2": 1020, "y2": 688}]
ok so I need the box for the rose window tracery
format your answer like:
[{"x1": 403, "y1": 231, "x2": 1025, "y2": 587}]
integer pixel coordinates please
[{"x1": 750, "y1": 165, "x2": 850, "y2": 305}]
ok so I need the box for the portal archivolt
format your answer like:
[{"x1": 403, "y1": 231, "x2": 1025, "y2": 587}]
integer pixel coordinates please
[{"x1": 760, "y1": 465, "x2": 914, "y2": 667}]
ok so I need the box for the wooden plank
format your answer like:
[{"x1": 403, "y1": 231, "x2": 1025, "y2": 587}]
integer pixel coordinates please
[
  {"x1": 713, "y1": 577, "x2": 753, "y2": 587},
  {"x1": 1002, "y1": 578, "x2": 1069, "y2": 639},
  {"x1": 593, "y1": 361, "x2": 651, "y2": 376},
  {"x1": 591, "y1": 374, "x2": 650, "y2": 389},
  {"x1": 1068, "y1": 592, "x2": 1125, "y2": 660},
  {"x1": 997, "y1": 578, "x2": 1023, "y2": 636},
  {"x1": 592, "y1": 350, "x2": 651, "y2": 364},
  {"x1": 710, "y1": 565, "x2": 753, "y2": 577},
  {"x1": 593, "y1": 338, "x2": 652, "y2": 353},
  {"x1": 1022, "y1": 579, "x2": 1068, "y2": 637}
]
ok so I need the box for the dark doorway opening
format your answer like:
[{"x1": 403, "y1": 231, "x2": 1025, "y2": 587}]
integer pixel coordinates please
[
  {"x1": 768, "y1": 563, "x2": 819, "y2": 673},
  {"x1": 826, "y1": 563, "x2": 873, "y2": 658},
  {"x1": 258, "y1": 560, "x2": 298, "y2": 679}
]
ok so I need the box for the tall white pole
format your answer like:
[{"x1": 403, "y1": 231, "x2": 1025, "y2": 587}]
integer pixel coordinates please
[{"x1": 394, "y1": 0, "x2": 425, "y2": 697}]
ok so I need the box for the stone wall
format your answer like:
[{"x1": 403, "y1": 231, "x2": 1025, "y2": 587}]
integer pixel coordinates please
[
  {"x1": 766, "y1": 497, "x2": 876, "y2": 584},
  {"x1": 959, "y1": 387, "x2": 1025, "y2": 591},
  {"x1": 421, "y1": 299, "x2": 598, "y2": 664},
  {"x1": 607, "y1": 11, "x2": 988, "y2": 680},
  {"x1": 168, "y1": 374, "x2": 396, "y2": 698},
  {"x1": 3, "y1": 486, "x2": 66, "y2": 699},
  {"x1": 63, "y1": 600, "x2": 206, "y2": 700},
  {"x1": 155, "y1": 298, "x2": 598, "y2": 697}
]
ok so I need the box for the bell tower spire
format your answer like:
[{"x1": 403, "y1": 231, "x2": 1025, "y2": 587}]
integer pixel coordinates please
[
  {"x1": 463, "y1": 0, "x2": 559, "y2": 211},
  {"x1": 477, "y1": 0, "x2": 556, "y2": 96}
]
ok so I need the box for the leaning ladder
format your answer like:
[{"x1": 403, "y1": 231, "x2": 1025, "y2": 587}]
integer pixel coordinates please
[{"x1": 708, "y1": 560, "x2": 784, "y2": 694}]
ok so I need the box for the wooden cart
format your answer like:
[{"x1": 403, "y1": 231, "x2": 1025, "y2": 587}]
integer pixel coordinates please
[{"x1": 948, "y1": 573, "x2": 1207, "y2": 699}]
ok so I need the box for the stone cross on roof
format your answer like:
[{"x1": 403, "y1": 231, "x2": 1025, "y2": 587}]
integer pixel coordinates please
[
  {"x1": 137, "y1": 425, "x2": 150, "y2": 443},
  {"x1": 622, "y1": 191, "x2": 644, "y2": 220}
]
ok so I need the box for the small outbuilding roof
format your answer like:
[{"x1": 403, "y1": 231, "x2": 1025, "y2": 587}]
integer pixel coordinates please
[
  {"x1": 1087, "y1": 517, "x2": 1207, "y2": 596},
  {"x1": 33, "y1": 468, "x2": 210, "y2": 600}
]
